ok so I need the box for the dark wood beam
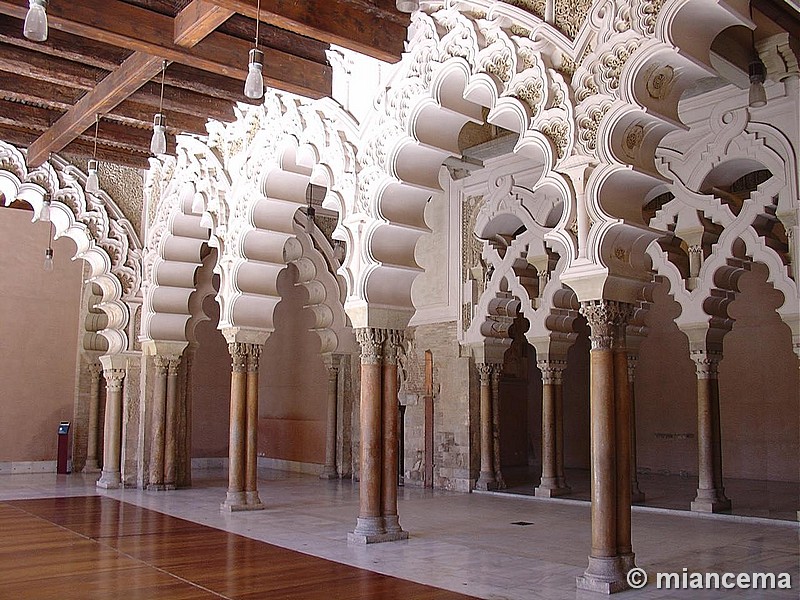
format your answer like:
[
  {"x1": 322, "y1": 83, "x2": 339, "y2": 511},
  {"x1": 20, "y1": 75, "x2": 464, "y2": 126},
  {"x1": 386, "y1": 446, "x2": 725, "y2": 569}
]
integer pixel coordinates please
[
  {"x1": 25, "y1": 52, "x2": 165, "y2": 166},
  {"x1": 0, "y1": 43, "x2": 104, "y2": 90},
  {"x1": 207, "y1": 0, "x2": 408, "y2": 62},
  {"x1": 174, "y1": 0, "x2": 235, "y2": 47},
  {"x1": 0, "y1": 0, "x2": 331, "y2": 98}
]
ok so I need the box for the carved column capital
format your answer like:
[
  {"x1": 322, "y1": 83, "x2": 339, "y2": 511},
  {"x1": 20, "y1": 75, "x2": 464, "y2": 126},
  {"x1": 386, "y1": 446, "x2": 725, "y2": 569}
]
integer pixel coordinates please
[
  {"x1": 228, "y1": 342, "x2": 249, "y2": 373},
  {"x1": 103, "y1": 368, "x2": 126, "y2": 391},
  {"x1": 153, "y1": 355, "x2": 169, "y2": 375},
  {"x1": 580, "y1": 300, "x2": 633, "y2": 350},
  {"x1": 537, "y1": 359, "x2": 567, "y2": 385},
  {"x1": 477, "y1": 362, "x2": 494, "y2": 384},
  {"x1": 247, "y1": 344, "x2": 262, "y2": 373},
  {"x1": 691, "y1": 350, "x2": 722, "y2": 379},
  {"x1": 166, "y1": 356, "x2": 181, "y2": 376},
  {"x1": 355, "y1": 328, "x2": 385, "y2": 365},
  {"x1": 382, "y1": 330, "x2": 403, "y2": 365}
]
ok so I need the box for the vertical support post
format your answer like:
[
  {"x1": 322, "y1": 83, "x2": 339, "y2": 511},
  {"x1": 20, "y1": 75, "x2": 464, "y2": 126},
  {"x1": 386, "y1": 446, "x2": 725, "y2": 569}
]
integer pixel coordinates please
[
  {"x1": 222, "y1": 342, "x2": 248, "y2": 511},
  {"x1": 321, "y1": 354, "x2": 340, "y2": 479},
  {"x1": 475, "y1": 363, "x2": 497, "y2": 490},
  {"x1": 381, "y1": 331, "x2": 406, "y2": 537},
  {"x1": 626, "y1": 353, "x2": 644, "y2": 502},
  {"x1": 535, "y1": 359, "x2": 570, "y2": 497},
  {"x1": 163, "y1": 356, "x2": 181, "y2": 489},
  {"x1": 84, "y1": 363, "x2": 102, "y2": 473},
  {"x1": 350, "y1": 328, "x2": 386, "y2": 541},
  {"x1": 96, "y1": 368, "x2": 125, "y2": 489},
  {"x1": 491, "y1": 366, "x2": 505, "y2": 489},
  {"x1": 576, "y1": 300, "x2": 636, "y2": 594},
  {"x1": 147, "y1": 356, "x2": 168, "y2": 490},
  {"x1": 690, "y1": 350, "x2": 731, "y2": 512},
  {"x1": 245, "y1": 344, "x2": 264, "y2": 508}
]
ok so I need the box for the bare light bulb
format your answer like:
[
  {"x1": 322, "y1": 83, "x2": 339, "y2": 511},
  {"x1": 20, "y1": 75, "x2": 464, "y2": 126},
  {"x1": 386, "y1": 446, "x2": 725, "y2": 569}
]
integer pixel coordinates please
[
  {"x1": 748, "y1": 59, "x2": 767, "y2": 108},
  {"x1": 86, "y1": 159, "x2": 100, "y2": 194},
  {"x1": 24, "y1": 0, "x2": 48, "y2": 42},
  {"x1": 244, "y1": 48, "x2": 264, "y2": 99},
  {"x1": 396, "y1": 0, "x2": 418, "y2": 12},
  {"x1": 40, "y1": 197, "x2": 51, "y2": 222},
  {"x1": 150, "y1": 113, "x2": 167, "y2": 155},
  {"x1": 43, "y1": 247, "x2": 54, "y2": 272}
]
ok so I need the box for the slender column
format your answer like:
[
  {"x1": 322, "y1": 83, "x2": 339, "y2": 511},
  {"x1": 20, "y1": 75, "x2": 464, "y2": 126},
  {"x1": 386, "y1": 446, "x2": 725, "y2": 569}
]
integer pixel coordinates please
[
  {"x1": 96, "y1": 369, "x2": 125, "y2": 489},
  {"x1": 350, "y1": 328, "x2": 386, "y2": 540},
  {"x1": 83, "y1": 363, "x2": 102, "y2": 473},
  {"x1": 491, "y1": 367, "x2": 506, "y2": 489},
  {"x1": 690, "y1": 350, "x2": 731, "y2": 512},
  {"x1": 576, "y1": 300, "x2": 633, "y2": 594},
  {"x1": 163, "y1": 356, "x2": 181, "y2": 489},
  {"x1": 381, "y1": 331, "x2": 406, "y2": 537},
  {"x1": 554, "y1": 374, "x2": 569, "y2": 490},
  {"x1": 475, "y1": 363, "x2": 497, "y2": 490},
  {"x1": 320, "y1": 355, "x2": 339, "y2": 479},
  {"x1": 535, "y1": 359, "x2": 570, "y2": 497},
  {"x1": 245, "y1": 344, "x2": 264, "y2": 508},
  {"x1": 627, "y1": 354, "x2": 645, "y2": 502},
  {"x1": 613, "y1": 316, "x2": 634, "y2": 570},
  {"x1": 222, "y1": 343, "x2": 248, "y2": 511},
  {"x1": 147, "y1": 356, "x2": 168, "y2": 490}
]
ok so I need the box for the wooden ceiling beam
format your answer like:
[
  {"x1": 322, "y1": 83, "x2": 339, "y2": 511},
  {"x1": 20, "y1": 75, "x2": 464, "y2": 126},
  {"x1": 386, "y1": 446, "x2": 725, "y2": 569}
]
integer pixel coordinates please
[
  {"x1": 0, "y1": 43, "x2": 104, "y2": 90},
  {"x1": 174, "y1": 0, "x2": 235, "y2": 47},
  {"x1": 207, "y1": 0, "x2": 408, "y2": 62},
  {"x1": 0, "y1": 0, "x2": 331, "y2": 98}
]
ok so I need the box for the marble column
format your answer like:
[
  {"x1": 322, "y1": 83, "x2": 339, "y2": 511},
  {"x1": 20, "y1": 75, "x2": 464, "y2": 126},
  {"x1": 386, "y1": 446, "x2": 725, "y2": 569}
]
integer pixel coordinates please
[
  {"x1": 320, "y1": 355, "x2": 339, "y2": 480},
  {"x1": 381, "y1": 331, "x2": 407, "y2": 538},
  {"x1": 163, "y1": 356, "x2": 181, "y2": 490},
  {"x1": 222, "y1": 342, "x2": 248, "y2": 511},
  {"x1": 690, "y1": 350, "x2": 731, "y2": 512},
  {"x1": 350, "y1": 328, "x2": 386, "y2": 541},
  {"x1": 147, "y1": 356, "x2": 169, "y2": 491},
  {"x1": 475, "y1": 363, "x2": 497, "y2": 491},
  {"x1": 626, "y1": 354, "x2": 645, "y2": 503},
  {"x1": 245, "y1": 344, "x2": 264, "y2": 508},
  {"x1": 96, "y1": 368, "x2": 125, "y2": 489},
  {"x1": 535, "y1": 359, "x2": 570, "y2": 497},
  {"x1": 576, "y1": 300, "x2": 636, "y2": 594},
  {"x1": 83, "y1": 363, "x2": 103, "y2": 473},
  {"x1": 490, "y1": 367, "x2": 506, "y2": 489}
]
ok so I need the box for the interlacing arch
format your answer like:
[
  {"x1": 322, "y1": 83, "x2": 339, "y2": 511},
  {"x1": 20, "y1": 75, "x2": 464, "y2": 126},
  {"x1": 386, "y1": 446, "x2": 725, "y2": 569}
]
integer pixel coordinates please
[
  {"x1": 144, "y1": 95, "x2": 353, "y2": 350},
  {"x1": 0, "y1": 141, "x2": 142, "y2": 355}
]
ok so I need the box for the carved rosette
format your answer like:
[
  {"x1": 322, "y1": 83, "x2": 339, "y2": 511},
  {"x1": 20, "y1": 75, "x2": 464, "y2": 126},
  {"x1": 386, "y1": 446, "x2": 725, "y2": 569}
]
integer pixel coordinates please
[
  {"x1": 691, "y1": 350, "x2": 722, "y2": 380},
  {"x1": 355, "y1": 328, "x2": 385, "y2": 365},
  {"x1": 228, "y1": 343, "x2": 249, "y2": 373},
  {"x1": 537, "y1": 360, "x2": 567, "y2": 385}
]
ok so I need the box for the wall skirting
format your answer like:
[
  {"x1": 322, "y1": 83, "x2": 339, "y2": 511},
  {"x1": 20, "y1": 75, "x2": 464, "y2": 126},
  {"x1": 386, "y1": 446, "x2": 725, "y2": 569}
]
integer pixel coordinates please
[{"x1": 0, "y1": 461, "x2": 59, "y2": 474}]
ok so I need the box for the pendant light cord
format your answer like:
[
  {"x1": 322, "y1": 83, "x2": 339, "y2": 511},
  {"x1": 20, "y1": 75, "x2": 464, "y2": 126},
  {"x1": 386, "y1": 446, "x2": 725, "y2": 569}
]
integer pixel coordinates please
[{"x1": 255, "y1": 0, "x2": 261, "y2": 49}]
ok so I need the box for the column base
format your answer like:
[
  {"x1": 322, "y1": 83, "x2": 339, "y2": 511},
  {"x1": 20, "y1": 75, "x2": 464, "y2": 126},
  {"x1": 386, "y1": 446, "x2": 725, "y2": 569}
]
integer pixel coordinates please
[
  {"x1": 83, "y1": 460, "x2": 101, "y2": 474},
  {"x1": 319, "y1": 467, "x2": 338, "y2": 480},
  {"x1": 494, "y1": 473, "x2": 507, "y2": 490},
  {"x1": 220, "y1": 490, "x2": 249, "y2": 511},
  {"x1": 245, "y1": 491, "x2": 264, "y2": 509},
  {"x1": 475, "y1": 472, "x2": 498, "y2": 491},
  {"x1": 383, "y1": 514, "x2": 405, "y2": 535},
  {"x1": 691, "y1": 488, "x2": 731, "y2": 513},
  {"x1": 631, "y1": 488, "x2": 645, "y2": 503},
  {"x1": 348, "y1": 530, "x2": 409, "y2": 544},
  {"x1": 534, "y1": 484, "x2": 572, "y2": 498},
  {"x1": 96, "y1": 470, "x2": 120, "y2": 489},
  {"x1": 576, "y1": 556, "x2": 630, "y2": 594}
]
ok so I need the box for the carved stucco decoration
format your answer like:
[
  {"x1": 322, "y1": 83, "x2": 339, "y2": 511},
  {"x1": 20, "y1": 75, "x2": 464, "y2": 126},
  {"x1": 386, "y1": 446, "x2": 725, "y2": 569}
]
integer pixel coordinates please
[
  {"x1": 0, "y1": 140, "x2": 143, "y2": 354},
  {"x1": 554, "y1": 0, "x2": 594, "y2": 39},
  {"x1": 500, "y1": 0, "x2": 546, "y2": 21}
]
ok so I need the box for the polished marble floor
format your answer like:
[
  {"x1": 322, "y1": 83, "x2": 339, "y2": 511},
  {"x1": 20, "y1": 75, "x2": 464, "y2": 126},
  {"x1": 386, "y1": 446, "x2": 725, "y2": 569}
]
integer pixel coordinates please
[{"x1": 1, "y1": 469, "x2": 797, "y2": 599}]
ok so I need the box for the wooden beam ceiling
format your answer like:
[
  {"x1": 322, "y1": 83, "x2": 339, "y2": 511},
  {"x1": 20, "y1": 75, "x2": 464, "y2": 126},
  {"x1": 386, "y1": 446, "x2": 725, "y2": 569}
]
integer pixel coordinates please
[{"x1": 0, "y1": 0, "x2": 410, "y2": 168}]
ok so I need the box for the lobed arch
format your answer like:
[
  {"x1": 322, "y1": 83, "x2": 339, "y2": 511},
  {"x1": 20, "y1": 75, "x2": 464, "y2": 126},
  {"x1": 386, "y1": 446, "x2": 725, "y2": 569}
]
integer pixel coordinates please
[{"x1": 0, "y1": 141, "x2": 142, "y2": 355}]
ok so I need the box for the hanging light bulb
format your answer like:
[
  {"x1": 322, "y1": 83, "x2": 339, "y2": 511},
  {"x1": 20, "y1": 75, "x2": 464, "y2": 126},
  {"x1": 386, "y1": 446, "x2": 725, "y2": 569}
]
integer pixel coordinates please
[
  {"x1": 396, "y1": 0, "x2": 419, "y2": 12},
  {"x1": 43, "y1": 246, "x2": 54, "y2": 272},
  {"x1": 40, "y1": 195, "x2": 51, "y2": 222},
  {"x1": 24, "y1": 0, "x2": 48, "y2": 42},
  {"x1": 150, "y1": 113, "x2": 167, "y2": 155},
  {"x1": 245, "y1": 48, "x2": 264, "y2": 99},
  {"x1": 151, "y1": 60, "x2": 169, "y2": 155},
  {"x1": 86, "y1": 115, "x2": 100, "y2": 194},
  {"x1": 748, "y1": 58, "x2": 767, "y2": 108},
  {"x1": 244, "y1": 0, "x2": 264, "y2": 99}
]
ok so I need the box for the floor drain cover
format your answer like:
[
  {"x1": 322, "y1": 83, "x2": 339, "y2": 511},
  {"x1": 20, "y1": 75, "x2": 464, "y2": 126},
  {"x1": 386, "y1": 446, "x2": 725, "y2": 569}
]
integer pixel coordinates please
[{"x1": 511, "y1": 521, "x2": 534, "y2": 526}]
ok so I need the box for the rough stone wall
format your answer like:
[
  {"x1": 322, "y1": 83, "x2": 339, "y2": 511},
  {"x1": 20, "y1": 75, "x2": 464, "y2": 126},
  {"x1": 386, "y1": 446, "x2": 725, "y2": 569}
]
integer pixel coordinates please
[{"x1": 401, "y1": 321, "x2": 475, "y2": 492}]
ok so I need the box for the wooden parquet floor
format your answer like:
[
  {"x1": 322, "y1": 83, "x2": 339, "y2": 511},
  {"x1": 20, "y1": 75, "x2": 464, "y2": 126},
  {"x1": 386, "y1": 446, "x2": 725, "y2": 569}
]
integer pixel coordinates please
[{"x1": 0, "y1": 496, "x2": 479, "y2": 600}]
